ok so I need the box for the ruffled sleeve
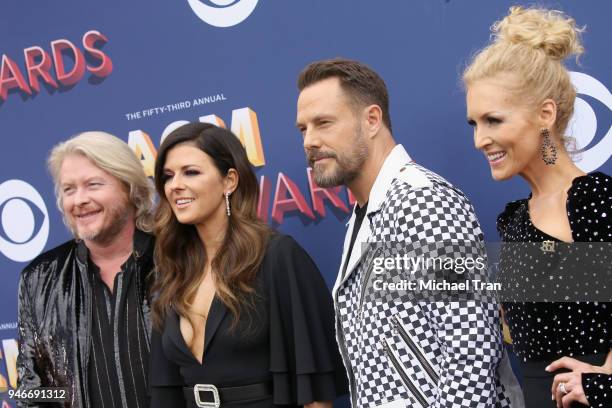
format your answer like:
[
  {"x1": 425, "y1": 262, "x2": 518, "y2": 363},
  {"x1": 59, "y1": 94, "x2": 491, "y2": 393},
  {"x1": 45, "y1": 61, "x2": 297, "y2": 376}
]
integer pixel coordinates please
[{"x1": 264, "y1": 234, "x2": 349, "y2": 405}]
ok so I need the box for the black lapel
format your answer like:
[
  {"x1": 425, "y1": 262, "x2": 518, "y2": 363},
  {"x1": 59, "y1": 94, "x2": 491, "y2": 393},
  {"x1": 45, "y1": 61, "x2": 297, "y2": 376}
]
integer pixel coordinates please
[
  {"x1": 204, "y1": 296, "x2": 228, "y2": 352},
  {"x1": 166, "y1": 298, "x2": 228, "y2": 363},
  {"x1": 165, "y1": 310, "x2": 197, "y2": 362}
]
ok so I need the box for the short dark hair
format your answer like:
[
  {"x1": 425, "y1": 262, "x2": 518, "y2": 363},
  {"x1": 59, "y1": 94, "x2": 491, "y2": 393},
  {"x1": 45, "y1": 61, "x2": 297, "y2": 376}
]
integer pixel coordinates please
[{"x1": 297, "y1": 57, "x2": 392, "y2": 132}]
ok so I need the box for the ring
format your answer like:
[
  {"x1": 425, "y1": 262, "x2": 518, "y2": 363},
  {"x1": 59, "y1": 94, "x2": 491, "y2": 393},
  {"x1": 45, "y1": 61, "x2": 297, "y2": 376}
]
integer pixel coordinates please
[{"x1": 558, "y1": 382, "x2": 569, "y2": 395}]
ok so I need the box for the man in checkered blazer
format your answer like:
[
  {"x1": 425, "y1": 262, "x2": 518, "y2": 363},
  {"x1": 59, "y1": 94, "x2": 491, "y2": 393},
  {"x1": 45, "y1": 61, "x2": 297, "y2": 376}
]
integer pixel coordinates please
[{"x1": 296, "y1": 58, "x2": 524, "y2": 407}]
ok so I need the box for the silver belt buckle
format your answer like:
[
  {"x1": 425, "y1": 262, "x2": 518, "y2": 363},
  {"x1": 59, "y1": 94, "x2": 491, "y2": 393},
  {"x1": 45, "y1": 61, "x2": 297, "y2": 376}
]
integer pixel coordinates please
[{"x1": 193, "y1": 384, "x2": 220, "y2": 408}]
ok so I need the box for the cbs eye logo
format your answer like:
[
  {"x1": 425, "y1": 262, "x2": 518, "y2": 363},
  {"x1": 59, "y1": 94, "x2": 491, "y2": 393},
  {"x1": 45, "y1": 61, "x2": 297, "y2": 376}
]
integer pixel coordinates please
[
  {"x1": 569, "y1": 72, "x2": 612, "y2": 172},
  {"x1": 0, "y1": 180, "x2": 49, "y2": 262},
  {"x1": 187, "y1": 0, "x2": 258, "y2": 27}
]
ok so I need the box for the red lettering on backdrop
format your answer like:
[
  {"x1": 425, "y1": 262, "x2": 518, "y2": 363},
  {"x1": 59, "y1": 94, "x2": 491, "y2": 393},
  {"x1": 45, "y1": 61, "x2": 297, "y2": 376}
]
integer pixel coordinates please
[
  {"x1": 0, "y1": 30, "x2": 112, "y2": 101},
  {"x1": 83, "y1": 30, "x2": 113, "y2": 76},
  {"x1": 0, "y1": 55, "x2": 31, "y2": 100},
  {"x1": 24, "y1": 46, "x2": 58, "y2": 92},
  {"x1": 271, "y1": 173, "x2": 315, "y2": 223},
  {"x1": 306, "y1": 167, "x2": 349, "y2": 216},
  {"x1": 257, "y1": 175, "x2": 271, "y2": 222},
  {"x1": 51, "y1": 39, "x2": 86, "y2": 86},
  {"x1": 347, "y1": 188, "x2": 357, "y2": 206}
]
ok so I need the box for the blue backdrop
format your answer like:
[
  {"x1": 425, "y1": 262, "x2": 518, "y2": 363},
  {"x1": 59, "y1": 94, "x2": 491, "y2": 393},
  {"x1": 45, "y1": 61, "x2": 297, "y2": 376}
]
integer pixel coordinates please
[{"x1": 0, "y1": 1, "x2": 610, "y2": 405}]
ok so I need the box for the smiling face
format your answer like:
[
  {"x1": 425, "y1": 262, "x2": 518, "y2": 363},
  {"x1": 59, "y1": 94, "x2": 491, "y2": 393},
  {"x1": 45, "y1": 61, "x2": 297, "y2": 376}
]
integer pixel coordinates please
[
  {"x1": 59, "y1": 154, "x2": 133, "y2": 243},
  {"x1": 162, "y1": 143, "x2": 229, "y2": 226},
  {"x1": 296, "y1": 77, "x2": 369, "y2": 188},
  {"x1": 466, "y1": 75, "x2": 542, "y2": 181}
]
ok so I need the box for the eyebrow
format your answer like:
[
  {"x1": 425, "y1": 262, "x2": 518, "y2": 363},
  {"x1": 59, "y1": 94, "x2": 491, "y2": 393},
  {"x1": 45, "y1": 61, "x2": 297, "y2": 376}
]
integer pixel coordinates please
[
  {"x1": 295, "y1": 114, "x2": 334, "y2": 128},
  {"x1": 163, "y1": 164, "x2": 202, "y2": 172},
  {"x1": 60, "y1": 176, "x2": 105, "y2": 186},
  {"x1": 467, "y1": 110, "x2": 502, "y2": 121}
]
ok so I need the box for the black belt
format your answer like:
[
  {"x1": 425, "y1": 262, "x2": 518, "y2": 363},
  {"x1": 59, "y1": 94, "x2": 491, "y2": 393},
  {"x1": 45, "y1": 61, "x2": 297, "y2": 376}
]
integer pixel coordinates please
[{"x1": 183, "y1": 382, "x2": 272, "y2": 407}]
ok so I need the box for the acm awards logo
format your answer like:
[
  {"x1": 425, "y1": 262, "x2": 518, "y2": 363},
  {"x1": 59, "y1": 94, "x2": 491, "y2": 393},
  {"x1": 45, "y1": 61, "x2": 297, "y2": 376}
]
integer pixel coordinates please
[
  {"x1": 569, "y1": 72, "x2": 612, "y2": 172},
  {"x1": 129, "y1": 107, "x2": 356, "y2": 225},
  {"x1": 186, "y1": 0, "x2": 259, "y2": 27}
]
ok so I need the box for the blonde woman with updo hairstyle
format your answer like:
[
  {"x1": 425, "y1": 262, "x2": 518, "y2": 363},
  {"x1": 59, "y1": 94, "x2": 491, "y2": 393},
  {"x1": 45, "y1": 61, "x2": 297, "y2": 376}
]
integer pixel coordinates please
[{"x1": 463, "y1": 6, "x2": 611, "y2": 408}]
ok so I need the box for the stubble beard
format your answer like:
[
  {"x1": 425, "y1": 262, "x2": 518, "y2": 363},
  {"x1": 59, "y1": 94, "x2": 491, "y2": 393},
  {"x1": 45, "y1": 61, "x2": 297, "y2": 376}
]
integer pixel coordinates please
[
  {"x1": 311, "y1": 127, "x2": 369, "y2": 188},
  {"x1": 77, "y1": 200, "x2": 133, "y2": 244}
]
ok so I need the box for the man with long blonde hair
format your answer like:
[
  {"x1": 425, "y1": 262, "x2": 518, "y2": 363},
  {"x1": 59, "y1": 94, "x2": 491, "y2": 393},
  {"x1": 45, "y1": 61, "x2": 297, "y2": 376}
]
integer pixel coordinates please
[{"x1": 16, "y1": 131, "x2": 155, "y2": 408}]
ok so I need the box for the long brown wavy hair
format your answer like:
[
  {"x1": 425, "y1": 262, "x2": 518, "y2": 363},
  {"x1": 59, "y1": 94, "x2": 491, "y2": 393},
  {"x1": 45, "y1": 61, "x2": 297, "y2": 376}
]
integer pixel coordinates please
[{"x1": 152, "y1": 122, "x2": 271, "y2": 330}]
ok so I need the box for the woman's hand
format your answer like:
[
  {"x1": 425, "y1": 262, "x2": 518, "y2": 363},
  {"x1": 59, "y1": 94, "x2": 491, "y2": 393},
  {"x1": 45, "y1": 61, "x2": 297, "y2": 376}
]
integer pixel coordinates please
[{"x1": 546, "y1": 356, "x2": 611, "y2": 408}]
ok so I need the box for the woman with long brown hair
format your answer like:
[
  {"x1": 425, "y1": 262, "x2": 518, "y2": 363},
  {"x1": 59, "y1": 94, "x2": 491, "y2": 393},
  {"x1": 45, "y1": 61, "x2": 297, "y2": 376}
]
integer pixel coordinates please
[{"x1": 148, "y1": 122, "x2": 347, "y2": 408}]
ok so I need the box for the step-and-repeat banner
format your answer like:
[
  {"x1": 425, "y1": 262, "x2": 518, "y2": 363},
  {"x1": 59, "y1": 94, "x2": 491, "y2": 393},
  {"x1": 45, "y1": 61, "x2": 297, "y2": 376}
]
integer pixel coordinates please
[{"x1": 0, "y1": 1, "x2": 610, "y2": 405}]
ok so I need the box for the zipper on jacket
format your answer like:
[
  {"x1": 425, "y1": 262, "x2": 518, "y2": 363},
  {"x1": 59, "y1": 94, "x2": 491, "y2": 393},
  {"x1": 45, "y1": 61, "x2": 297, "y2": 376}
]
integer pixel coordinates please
[
  {"x1": 134, "y1": 259, "x2": 151, "y2": 351},
  {"x1": 357, "y1": 247, "x2": 382, "y2": 319},
  {"x1": 380, "y1": 337, "x2": 429, "y2": 408},
  {"x1": 334, "y1": 296, "x2": 358, "y2": 408},
  {"x1": 392, "y1": 315, "x2": 440, "y2": 385}
]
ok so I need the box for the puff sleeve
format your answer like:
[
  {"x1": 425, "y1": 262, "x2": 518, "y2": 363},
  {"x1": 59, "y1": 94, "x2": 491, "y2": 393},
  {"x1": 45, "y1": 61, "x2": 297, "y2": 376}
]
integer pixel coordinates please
[{"x1": 264, "y1": 235, "x2": 349, "y2": 405}]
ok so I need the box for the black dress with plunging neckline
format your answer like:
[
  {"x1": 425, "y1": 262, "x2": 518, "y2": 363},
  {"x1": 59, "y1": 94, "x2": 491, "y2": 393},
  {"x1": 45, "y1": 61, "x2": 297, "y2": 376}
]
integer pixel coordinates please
[
  {"x1": 497, "y1": 172, "x2": 611, "y2": 407},
  {"x1": 149, "y1": 234, "x2": 349, "y2": 407}
]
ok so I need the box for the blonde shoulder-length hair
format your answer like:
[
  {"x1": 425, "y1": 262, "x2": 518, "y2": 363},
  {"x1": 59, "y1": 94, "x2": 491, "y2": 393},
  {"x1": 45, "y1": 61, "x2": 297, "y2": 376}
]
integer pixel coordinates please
[{"x1": 47, "y1": 131, "x2": 154, "y2": 234}]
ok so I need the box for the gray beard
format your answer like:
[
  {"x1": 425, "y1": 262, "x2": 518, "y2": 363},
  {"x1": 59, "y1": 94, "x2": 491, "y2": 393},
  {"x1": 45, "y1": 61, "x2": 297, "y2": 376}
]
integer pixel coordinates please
[{"x1": 79, "y1": 204, "x2": 132, "y2": 244}]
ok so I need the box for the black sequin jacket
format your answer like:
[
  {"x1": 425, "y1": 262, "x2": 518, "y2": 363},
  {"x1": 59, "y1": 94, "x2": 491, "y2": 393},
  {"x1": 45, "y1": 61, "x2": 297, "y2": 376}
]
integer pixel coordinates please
[{"x1": 15, "y1": 232, "x2": 154, "y2": 408}]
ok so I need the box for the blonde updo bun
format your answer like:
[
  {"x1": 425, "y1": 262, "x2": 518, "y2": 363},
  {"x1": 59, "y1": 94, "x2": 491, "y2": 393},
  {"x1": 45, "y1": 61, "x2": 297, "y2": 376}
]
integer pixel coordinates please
[
  {"x1": 494, "y1": 6, "x2": 584, "y2": 60},
  {"x1": 463, "y1": 6, "x2": 586, "y2": 140}
]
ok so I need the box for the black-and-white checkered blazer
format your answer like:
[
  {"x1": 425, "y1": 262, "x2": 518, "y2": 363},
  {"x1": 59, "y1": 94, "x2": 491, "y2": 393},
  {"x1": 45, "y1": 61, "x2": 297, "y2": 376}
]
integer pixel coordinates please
[{"x1": 332, "y1": 145, "x2": 523, "y2": 408}]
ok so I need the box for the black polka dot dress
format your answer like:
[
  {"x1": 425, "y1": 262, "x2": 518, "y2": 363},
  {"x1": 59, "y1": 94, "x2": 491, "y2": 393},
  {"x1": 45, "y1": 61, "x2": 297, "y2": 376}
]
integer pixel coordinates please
[
  {"x1": 583, "y1": 373, "x2": 611, "y2": 407},
  {"x1": 497, "y1": 172, "x2": 611, "y2": 407}
]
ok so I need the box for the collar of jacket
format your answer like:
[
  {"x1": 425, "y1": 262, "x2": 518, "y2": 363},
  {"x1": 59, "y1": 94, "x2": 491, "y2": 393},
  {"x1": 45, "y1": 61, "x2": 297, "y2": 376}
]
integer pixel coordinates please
[
  {"x1": 75, "y1": 229, "x2": 154, "y2": 264},
  {"x1": 334, "y1": 145, "x2": 413, "y2": 296},
  {"x1": 345, "y1": 144, "x2": 412, "y2": 226}
]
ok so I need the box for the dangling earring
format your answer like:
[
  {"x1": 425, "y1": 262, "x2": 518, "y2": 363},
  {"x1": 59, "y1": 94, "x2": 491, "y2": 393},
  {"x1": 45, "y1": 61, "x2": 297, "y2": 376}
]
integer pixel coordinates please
[
  {"x1": 225, "y1": 192, "x2": 231, "y2": 216},
  {"x1": 540, "y1": 128, "x2": 558, "y2": 165}
]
